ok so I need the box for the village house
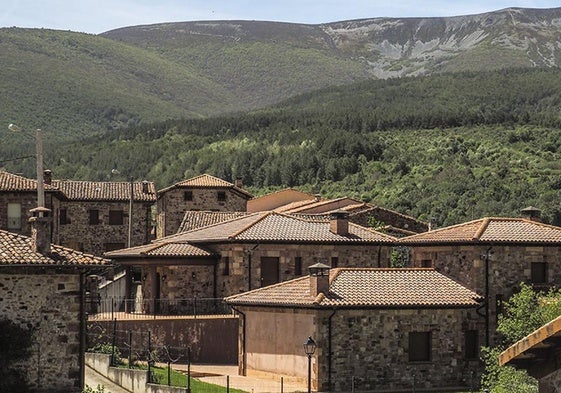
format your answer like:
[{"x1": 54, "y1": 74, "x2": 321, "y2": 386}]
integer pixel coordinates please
[
  {"x1": 399, "y1": 210, "x2": 561, "y2": 346},
  {"x1": 0, "y1": 170, "x2": 157, "y2": 257},
  {"x1": 0, "y1": 212, "x2": 109, "y2": 392},
  {"x1": 156, "y1": 174, "x2": 253, "y2": 238},
  {"x1": 225, "y1": 265, "x2": 483, "y2": 392},
  {"x1": 105, "y1": 211, "x2": 396, "y2": 313}
]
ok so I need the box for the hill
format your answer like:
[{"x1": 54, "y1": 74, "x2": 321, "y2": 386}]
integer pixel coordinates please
[{"x1": 17, "y1": 67, "x2": 561, "y2": 226}]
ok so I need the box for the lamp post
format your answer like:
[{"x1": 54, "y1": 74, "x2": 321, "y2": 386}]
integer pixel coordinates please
[
  {"x1": 8, "y1": 124, "x2": 45, "y2": 214},
  {"x1": 303, "y1": 336, "x2": 316, "y2": 393}
]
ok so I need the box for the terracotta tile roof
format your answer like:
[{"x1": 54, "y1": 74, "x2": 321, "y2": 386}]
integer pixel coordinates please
[
  {"x1": 105, "y1": 242, "x2": 215, "y2": 258},
  {"x1": 170, "y1": 212, "x2": 396, "y2": 244},
  {"x1": 178, "y1": 211, "x2": 251, "y2": 233},
  {"x1": 158, "y1": 174, "x2": 253, "y2": 198},
  {"x1": 0, "y1": 229, "x2": 109, "y2": 266},
  {"x1": 0, "y1": 171, "x2": 57, "y2": 192},
  {"x1": 282, "y1": 197, "x2": 360, "y2": 213},
  {"x1": 52, "y1": 180, "x2": 157, "y2": 202},
  {"x1": 399, "y1": 217, "x2": 561, "y2": 245},
  {"x1": 248, "y1": 188, "x2": 318, "y2": 212},
  {"x1": 226, "y1": 268, "x2": 481, "y2": 309},
  {"x1": 274, "y1": 199, "x2": 323, "y2": 213}
]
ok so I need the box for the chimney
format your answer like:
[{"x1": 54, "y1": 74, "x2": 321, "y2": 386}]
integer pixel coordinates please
[
  {"x1": 234, "y1": 177, "x2": 243, "y2": 189},
  {"x1": 142, "y1": 180, "x2": 150, "y2": 194},
  {"x1": 521, "y1": 206, "x2": 541, "y2": 222},
  {"x1": 29, "y1": 207, "x2": 52, "y2": 255},
  {"x1": 43, "y1": 169, "x2": 52, "y2": 185},
  {"x1": 309, "y1": 262, "x2": 330, "y2": 297},
  {"x1": 329, "y1": 210, "x2": 349, "y2": 236}
]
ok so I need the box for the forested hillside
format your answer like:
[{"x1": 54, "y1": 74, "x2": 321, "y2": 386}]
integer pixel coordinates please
[{"x1": 9, "y1": 67, "x2": 561, "y2": 226}]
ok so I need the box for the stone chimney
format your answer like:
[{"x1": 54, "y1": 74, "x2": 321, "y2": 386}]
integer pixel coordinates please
[
  {"x1": 142, "y1": 180, "x2": 150, "y2": 194},
  {"x1": 521, "y1": 206, "x2": 541, "y2": 222},
  {"x1": 29, "y1": 207, "x2": 52, "y2": 255},
  {"x1": 329, "y1": 210, "x2": 349, "y2": 236},
  {"x1": 309, "y1": 262, "x2": 330, "y2": 297},
  {"x1": 234, "y1": 178, "x2": 243, "y2": 188},
  {"x1": 43, "y1": 169, "x2": 52, "y2": 185}
]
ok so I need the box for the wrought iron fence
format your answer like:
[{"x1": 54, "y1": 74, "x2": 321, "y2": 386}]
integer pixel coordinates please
[{"x1": 87, "y1": 297, "x2": 233, "y2": 320}]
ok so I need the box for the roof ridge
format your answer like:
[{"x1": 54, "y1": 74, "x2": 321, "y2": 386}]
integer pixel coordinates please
[
  {"x1": 225, "y1": 275, "x2": 310, "y2": 301},
  {"x1": 229, "y1": 211, "x2": 274, "y2": 239},
  {"x1": 473, "y1": 217, "x2": 491, "y2": 240},
  {"x1": 165, "y1": 212, "x2": 264, "y2": 241},
  {"x1": 350, "y1": 222, "x2": 398, "y2": 241}
]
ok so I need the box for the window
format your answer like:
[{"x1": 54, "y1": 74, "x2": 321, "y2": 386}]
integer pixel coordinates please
[
  {"x1": 217, "y1": 191, "x2": 227, "y2": 202},
  {"x1": 7, "y1": 203, "x2": 21, "y2": 229},
  {"x1": 104, "y1": 243, "x2": 125, "y2": 252},
  {"x1": 465, "y1": 330, "x2": 479, "y2": 360},
  {"x1": 223, "y1": 256, "x2": 230, "y2": 276},
  {"x1": 331, "y1": 257, "x2": 339, "y2": 268},
  {"x1": 60, "y1": 208, "x2": 69, "y2": 225},
  {"x1": 89, "y1": 209, "x2": 99, "y2": 225},
  {"x1": 109, "y1": 210, "x2": 124, "y2": 225},
  {"x1": 295, "y1": 257, "x2": 302, "y2": 276},
  {"x1": 421, "y1": 259, "x2": 432, "y2": 268},
  {"x1": 531, "y1": 262, "x2": 547, "y2": 284},
  {"x1": 408, "y1": 332, "x2": 431, "y2": 362},
  {"x1": 184, "y1": 191, "x2": 193, "y2": 201}
]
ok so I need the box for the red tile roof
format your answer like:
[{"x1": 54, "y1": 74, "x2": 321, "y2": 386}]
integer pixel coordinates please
[
  {"x1": 158, "y1": 174, "x2": 253, "y2": 198},
  {"x1": 225, "y1": 268, "x2": 481, "y2": 309},
  {"x1": 53, "y1": 180, "x2": 157, "y2": 202},
  {"x1": 0, "y1": 171, "x2": 57, "y2": 192},
  {"x1": 399, "y1": 217, "x2": 561, "y2": 245},
  {"x1": 104, "y1": 242, "x2": 214, "y2": 258},
  {"x1": 178, "y1": 211, "x2": 251, "y2": 233},
  {"x1": 0, "y1": 229, "x2": 109, "y2": 266}
]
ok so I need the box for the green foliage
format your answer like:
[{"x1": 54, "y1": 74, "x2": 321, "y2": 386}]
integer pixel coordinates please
[
  {"x1": 83, "y1": 385, "x2": 106, "y2": 393},
  {"x1": 0, "y1": 319, "x2": 33, "y2": 392},
  {"x1": 482, "y1": 283, "x2": 561, "y2": 392},
  {"x1": 87, "y1": 342, "x2": 124, "y2": 365}
]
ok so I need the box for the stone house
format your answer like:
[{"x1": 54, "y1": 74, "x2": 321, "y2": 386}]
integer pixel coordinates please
[
  {"x1": 0, "y1": 215, "x2": 109, "y2": 392},
  {"x1": 225, "y1": 266, "x2": 483, "y2": 392},
  {"x1": 156, "y1": 174, "x2": 253, "y2": 238},
  {"x1": 399, "y1": 216, "x2": 561, "y2": 346},
  {"x1": 51, "y1": 177, "x2": 157, "y2": 255},
  {"x1": 106, "y1": 211, "x2": 396, "y2": 311},
  {"x1": 0, "y1": 170, "x2": 157, "y2": 257}
]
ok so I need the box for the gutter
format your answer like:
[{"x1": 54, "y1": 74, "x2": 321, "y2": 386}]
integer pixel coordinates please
[{"x1": 230, "y1": 306, "x2": 247, "y2": 376}]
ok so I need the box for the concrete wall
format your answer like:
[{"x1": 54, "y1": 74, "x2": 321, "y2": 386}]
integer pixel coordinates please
[
  {"x1": 157, "y1": 188, "x2": 249, "y2": 238},
  {"x1": 0, "y1": 271, "x2": 83, "y2": 392},
  {"x1": 88, "y1": 316, "x2": 238, "y2": 364}
]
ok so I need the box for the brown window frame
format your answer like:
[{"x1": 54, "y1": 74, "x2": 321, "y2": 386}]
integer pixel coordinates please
[
  {"x1": 217, "y1": 191, "x2": 227, "y2": 202},
  {"x1": 108, "y1": 210, "x2": 124, "y2": 225},
  {"x1": 531, "y1": 262, "x2": 547, "y2": 284},
  {"x1": 89, "y1": 209, "x2": 100, "y2": 225},
  {"x1": 408, "y1": 331, "x2": 431, "y2": 362}
]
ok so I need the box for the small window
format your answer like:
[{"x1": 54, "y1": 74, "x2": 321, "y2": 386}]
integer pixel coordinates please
[
  {"x1": 465, "y1": 330, "x2": 479, "y2": 360},
  {"x1": 331, "y1": 257, "x2": 339, "y2": 268},
  {"x1": 7, "y1": 203, "x2": 21, "y2": 229},
  {"x1": 408, "y1": 332, "x2": 431, "y2": 362},
  {"x1": 108, "y1": 210, "x2": 124, "y2": 225},
  {"x1": 295, "y1": 257, "x2": 302, "y2": 276},
  {"x1": 421, "y1": 259, "x2": 432, "y2": 268},
  {"x1": 217, "y1": 191, "x2": 227, "y2": 202},
  {"x1": 184, "y1": 191, "x2": 193, "y2": 201},
  {"x1": 89, "y1": 209, "x2": 99, "y2": 225},
  {"x1": 104, "y1": 242, "x2": 125, "y2": 252},
  {"x1": 60, "y1": 208, "x2": 69, "y2": 225},
  {"x1": 531, "y1": 262, "x2": 547, "y2": 284},
  {"x1": 223, "y1": 256, "x2": 230, "y2": 276}
]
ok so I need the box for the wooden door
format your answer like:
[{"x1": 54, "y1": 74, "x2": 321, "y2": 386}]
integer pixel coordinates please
[{"x1": 260, "y1": 257, "x2": 280, "y2": 287}]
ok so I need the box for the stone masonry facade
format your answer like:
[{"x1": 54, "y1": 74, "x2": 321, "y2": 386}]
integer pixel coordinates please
[
  {"x1": 142, "y1": 243, "x2": 391, "y2": 302},
  {"x1": 54, "y1": 200, "x2": 152, "y2": 256},
  {"x1": 410, "y1": 244, "x2": 561, "y2": 343},
  {"x1": 316, "y1": 308, "x2": 482, "y2": 391},
  {"x1": 157, "y1": 188, "x2": 249, "y2": 238},
  {"x1": 0, "y1": 270, "x2": 84, "y2": 392},
  {"x1": 0, "y1": 191, "x2": 57, "y2": 236}
]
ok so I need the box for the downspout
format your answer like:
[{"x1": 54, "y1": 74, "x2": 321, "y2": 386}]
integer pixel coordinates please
[
  {"x1": 79, "y1": 271, "x2": 86, "y2": 390},
  {"x1": 377, "y1": 245, "x2": 382, "y2": 268},
  {"x1": 213, "y1": 261, "x2": 218, "y2": 298},
  {"x1": 245, "y1": 244, "x2": 260, "y2": 291},
  {"x1": 230, "y1": 306, "x2": 246, "y2": 376},
  {"x1": 484, "y1": 246, "x2": 493, "y2": 347},
  {"x1": 327, "y1": 309, "x2": 336, "y2": 391}
]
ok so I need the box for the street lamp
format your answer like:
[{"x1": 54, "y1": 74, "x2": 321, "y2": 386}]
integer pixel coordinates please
[
  {"x1": 8, "y1": 124, "x2": 45, "y2": 215},
  {"x1": 303, "y1": 336, "x2": 316, "y2": 393}
]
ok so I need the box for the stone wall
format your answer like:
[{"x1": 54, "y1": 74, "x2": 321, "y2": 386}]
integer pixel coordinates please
[
  {"x1": 317, "y1": 308, "x2": 482, "y2": 391},
  {"x1": 147, "y1": 243, "x2": 390, "y2": 300},
  {"x1": 410, "y1": 244, "x2": 561, "y2": 343},
  {"x1": 157, "y1": 188, "x2": 249, "y2": 238},
  {"x1": 55, "y1": 200, "x2": 153, "y2": 256},
  {"x1": 0, "y1": 270, "x2": 84, "y2": 392},
  {"x1": 0, "y1": 191, "x2": 57, "y2": 236}
]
